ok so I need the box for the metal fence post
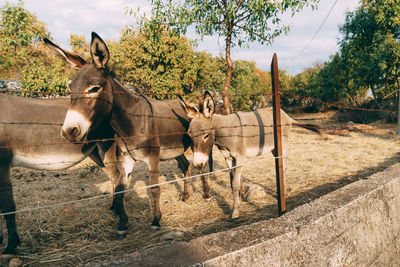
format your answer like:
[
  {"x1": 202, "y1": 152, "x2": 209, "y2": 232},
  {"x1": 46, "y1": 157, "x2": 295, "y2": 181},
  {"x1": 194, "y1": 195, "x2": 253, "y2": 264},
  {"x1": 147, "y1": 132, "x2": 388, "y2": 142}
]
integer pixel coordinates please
[{"x1": 271, "y1": 53, "x2": 286, "y2": 216}]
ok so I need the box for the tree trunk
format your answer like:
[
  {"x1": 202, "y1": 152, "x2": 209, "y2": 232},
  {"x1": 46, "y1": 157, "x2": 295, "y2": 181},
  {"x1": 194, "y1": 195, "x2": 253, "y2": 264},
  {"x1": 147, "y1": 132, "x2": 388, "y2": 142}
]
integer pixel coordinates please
[{"x1": 223, "y1": 34, "x2": 233, "y2": 115}]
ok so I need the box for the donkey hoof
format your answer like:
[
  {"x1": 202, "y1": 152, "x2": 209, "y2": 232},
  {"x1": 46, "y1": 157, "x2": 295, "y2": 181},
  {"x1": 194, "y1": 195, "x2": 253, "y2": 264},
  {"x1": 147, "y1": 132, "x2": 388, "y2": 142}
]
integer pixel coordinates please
[
  {"x1": 109, "y1": 204, "x2": 116, "y2": 211},
  {"x1": 204, "y1": 196, "x2": 213, "y2": 202},
  {"x1": 117, "y1": 230, "x2": 128, "y2": 239},
  {"x1": 231, "y1": 211, "x2": 240, "y2": 219},
  {"x1": 151, "y1": 217, "x2": 161, "y2": 230},
  {"x1": 151, "y1": 225, "x2": 160, "y2": 230},
  {"x1": 0, "y1": 253, "x2": 15, "y2": 259},
  {"x1": 180, "y1": 192, "x2": 190, "y2": 202}
]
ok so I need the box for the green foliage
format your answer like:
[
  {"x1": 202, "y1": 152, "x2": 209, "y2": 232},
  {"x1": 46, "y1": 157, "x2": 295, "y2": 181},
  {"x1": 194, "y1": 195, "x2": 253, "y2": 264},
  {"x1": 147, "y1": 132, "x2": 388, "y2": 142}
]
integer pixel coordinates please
[
  {"x1": 338, "y1": 0, "x2": 400, "y2": 99},
  {"x1": 20, "y1": 52, "x2": 72, "y2": 96},
  {"x1": 134, "y1": 0, "x2": 319, "y2": 47},
  {"x1": 108, "y1": 27, "x2": 198, "y2": 99},
  {"x1": 0, "y1": 1, "x2": 72, "y2": 96},
  {"x1": 0, "y1": 1, "x2": 50, "y2": 79},
  {"x1": 290, "y1": 66, "x2": 320, "y2": 97},
  {"x1": 191, "y1": 52, "x2": 225, "y2": 99},
  {"x1": 289, "y1": 0, "x2": 400, "y2": 111},
  {"x1": 229, "y1": 60, "x2": 271, "y2": 111},
  {"x1": 131, "y1": 0, "x2": 319, "y2": 112},
  {"x1": 69, "y1": 33, "x2": 90, "y2": 61},
  {"x1": 0, "y1": 1, "x2": 279, "y2": 105}
]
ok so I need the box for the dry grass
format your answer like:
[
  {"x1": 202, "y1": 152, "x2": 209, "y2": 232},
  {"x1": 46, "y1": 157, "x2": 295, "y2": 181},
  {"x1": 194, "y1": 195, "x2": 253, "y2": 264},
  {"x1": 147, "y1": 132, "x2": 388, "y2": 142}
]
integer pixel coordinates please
[{"x1": 2, "y1": 112, "x2": 400, "y2": 266}]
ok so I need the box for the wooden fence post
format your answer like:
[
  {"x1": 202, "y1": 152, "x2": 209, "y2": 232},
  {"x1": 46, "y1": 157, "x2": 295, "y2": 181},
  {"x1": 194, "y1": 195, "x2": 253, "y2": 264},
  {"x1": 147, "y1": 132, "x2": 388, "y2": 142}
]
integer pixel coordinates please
[{"x1": 271, "y1": 53, "x2": 286, "y2": 216}]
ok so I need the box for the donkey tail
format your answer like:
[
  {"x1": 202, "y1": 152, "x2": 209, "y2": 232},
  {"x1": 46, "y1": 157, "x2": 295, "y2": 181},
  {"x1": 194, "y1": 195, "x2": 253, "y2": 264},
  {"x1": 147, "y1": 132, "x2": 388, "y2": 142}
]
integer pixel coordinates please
[{"x1": 292, "y1": 123, "x2": 322, "y2": 135}]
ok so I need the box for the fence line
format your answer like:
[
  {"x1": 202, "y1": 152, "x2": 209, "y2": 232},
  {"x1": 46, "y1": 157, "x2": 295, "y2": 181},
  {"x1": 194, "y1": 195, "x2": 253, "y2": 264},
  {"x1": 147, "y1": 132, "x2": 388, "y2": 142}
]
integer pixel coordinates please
[
  {"x1": 1, "y1": 88, "x2": 397, "y2": 214},
  {"x1": 0, "y1": 156, "x2": 279, "y2": 217},
  {"x1": 0, "y1": 119, "x2": 387, "y2": 152},
  {"x1": 0, "y1": 123, "x2": 293, "y2": 150},
  {"x1": 0, "y1": 89, "x2": 273, "y2": 99},
  {"x1": 291, "y1": 93, "x2": 398, "y2": 114},
  {"x1": 2, "y1": 87, "x2": 397, "y2": 114}
]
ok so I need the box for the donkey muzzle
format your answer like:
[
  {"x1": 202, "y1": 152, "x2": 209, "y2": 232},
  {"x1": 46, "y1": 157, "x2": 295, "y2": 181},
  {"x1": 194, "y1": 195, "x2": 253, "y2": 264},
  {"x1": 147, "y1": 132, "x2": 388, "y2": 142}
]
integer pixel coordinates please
[
  {"x1": 193, "y1": 152, "x2": 208, "y2": 170},
  {"x1": 61, "y1": 123, "x2": 81, "y2": 142},
  {"x1": 61, "y1": 109, "x2": 92, "y2": 142}
]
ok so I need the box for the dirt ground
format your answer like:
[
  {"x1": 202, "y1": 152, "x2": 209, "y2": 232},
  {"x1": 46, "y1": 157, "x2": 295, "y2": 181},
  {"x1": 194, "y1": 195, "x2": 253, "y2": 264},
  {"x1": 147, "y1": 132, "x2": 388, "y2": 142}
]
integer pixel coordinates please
[{"x1": 2, "y1": 111, "x2": 400, "y2": 266}]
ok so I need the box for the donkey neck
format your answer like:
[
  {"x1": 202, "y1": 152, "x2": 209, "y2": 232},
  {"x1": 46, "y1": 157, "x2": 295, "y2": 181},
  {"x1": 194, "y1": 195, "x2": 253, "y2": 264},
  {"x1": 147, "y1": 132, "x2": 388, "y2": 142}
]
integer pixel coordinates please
[
  {"x1": 109, "y1": 78, "x2": 152, "y2": 136},
  {"x1": 211, "y1": 113, "x2": 242, "y2": 150},
  {"x1": 111, "y1": 78, "x2": 142, "y2": 107}
]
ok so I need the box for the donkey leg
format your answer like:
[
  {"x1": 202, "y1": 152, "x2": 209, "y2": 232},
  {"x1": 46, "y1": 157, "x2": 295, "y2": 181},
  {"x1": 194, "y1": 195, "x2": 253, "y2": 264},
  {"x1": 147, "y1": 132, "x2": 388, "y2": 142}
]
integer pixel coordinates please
[
  {"x1": 99, "y1": 142, "x2": 120, "y2": 213},
  {"x1": 200, "y1": 150, "x2": 213, "y2": 200},
  {"x1": 148, "y1": 156, "x2": 162, "y2": 229},
  {"x1": 200, "y1": 156, "x2": 212, "y2": 201},
  {"x1": 223, "y1": 152, "x2": 242, "y2": 196},
  {"x1": 226, "y1": 158, "x2": 243, "y2": 197},
  {"x1": 200, "y1": 174, "x2": 212, "y2": 201},
  {"x1": 113, "y1": 152, "x2": 135, "y2": 237},
  {"x1": 175, "y1": 155, "x2": 191, "y2": 202},
  {"x1": 0, "y1": 188, "x2": 20, "y2": 255},
  {"x1": 113, "y1": 183, "x2": 128, "y2": 237},
  {"x1": 231, "y1": 158, "x2": 242, "y2": 219},
  {"x1": 0, "y1": 150, "x2": 20, "y2": 255}
]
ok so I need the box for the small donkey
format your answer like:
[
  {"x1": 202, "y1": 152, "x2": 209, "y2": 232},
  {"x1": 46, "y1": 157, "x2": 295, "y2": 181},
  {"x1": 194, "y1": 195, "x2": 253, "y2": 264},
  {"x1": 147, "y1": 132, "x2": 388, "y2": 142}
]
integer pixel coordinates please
[{"x1": 182, "y1": 91, "x2": 320, "y2": 218}]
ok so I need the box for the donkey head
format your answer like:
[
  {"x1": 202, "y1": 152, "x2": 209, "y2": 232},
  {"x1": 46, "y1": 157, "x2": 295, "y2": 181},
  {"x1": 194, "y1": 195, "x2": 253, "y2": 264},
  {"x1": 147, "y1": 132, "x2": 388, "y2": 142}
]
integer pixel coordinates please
[
  {"x1": 45, "y1": 32, "x2": 113, "y2": 143},
  {"x1": 182, "y1": 91, "x2": 215, "y2": 169}
]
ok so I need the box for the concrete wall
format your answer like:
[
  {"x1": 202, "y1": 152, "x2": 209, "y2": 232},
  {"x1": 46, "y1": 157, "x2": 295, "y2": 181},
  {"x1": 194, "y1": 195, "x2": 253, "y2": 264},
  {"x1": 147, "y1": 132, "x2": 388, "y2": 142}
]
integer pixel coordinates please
[{"x1": 88, "y1": 163, "x2": 400, "y2": 267}]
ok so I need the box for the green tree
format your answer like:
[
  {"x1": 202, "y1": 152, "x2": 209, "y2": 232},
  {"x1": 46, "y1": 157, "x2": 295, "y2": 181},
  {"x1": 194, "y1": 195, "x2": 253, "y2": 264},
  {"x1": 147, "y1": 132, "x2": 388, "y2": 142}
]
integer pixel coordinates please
[
  {"x1": 0, "y1": 1, "x2": 72, "y2": 96},
  {"x1": 229, "y1": 60, "x2": 271, "y2": 111},
  {"x1": 289, "y1": 0, "x2": 400, "y2": 111},
  {"x1": 291, "y1": 66, "x2": 319, "y2": 97},
  {"x1": 108, "y1": 27, "x2": 198, "y2": 99},
  {"x1": 19, "y1": 41, "x2": 74, "y2": 96},
  {"x1": 338, "y1": 0, "x2": 400, "y2": 99},
  {"x1": 133, "y1": 0, "x2": 319, "y2": 114},
  {"x1": 191, "y1": 51, "x2": 225, "y2": 99},
  {"x1": 0, "y1": 1, "x2": 49, "y2": 79},
  {"x1": 69, "y1": 33, "x2": 90, "y2": 61}
]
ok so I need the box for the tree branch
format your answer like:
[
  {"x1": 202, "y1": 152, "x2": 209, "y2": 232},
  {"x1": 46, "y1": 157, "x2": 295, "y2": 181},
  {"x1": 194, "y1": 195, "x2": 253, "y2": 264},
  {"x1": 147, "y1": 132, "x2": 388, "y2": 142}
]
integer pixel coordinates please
[
  {"x1": 234, "y1": 0, "x2": 246, "y2": 15},
  {"x1": 235, "y1": 11, "x2": 253, "y2": 25},
  {"x1": 236, "y1": 24, "x2": 271, "y2": 44},
  {"x1": 215, "y1": 0, "x2": 224, "y2": 11}
]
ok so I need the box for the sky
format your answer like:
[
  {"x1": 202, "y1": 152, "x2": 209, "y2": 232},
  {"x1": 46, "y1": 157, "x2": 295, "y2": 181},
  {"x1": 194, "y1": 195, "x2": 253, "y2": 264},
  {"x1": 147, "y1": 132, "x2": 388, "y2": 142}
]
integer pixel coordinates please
[{"x1": 18, "y1": 0, "x2": 360, "y2": 75}]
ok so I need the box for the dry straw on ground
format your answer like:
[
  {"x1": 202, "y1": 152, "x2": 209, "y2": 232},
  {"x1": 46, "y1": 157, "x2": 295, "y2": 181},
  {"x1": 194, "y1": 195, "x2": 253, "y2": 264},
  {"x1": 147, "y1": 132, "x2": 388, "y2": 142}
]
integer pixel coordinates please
[{"x1": 1, "y1": 111, "x2": 399, "y2": 266}]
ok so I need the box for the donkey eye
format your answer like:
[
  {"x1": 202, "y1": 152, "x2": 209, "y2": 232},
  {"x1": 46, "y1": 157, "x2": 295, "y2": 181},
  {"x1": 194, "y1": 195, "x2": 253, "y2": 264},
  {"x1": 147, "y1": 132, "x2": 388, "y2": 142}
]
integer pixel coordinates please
[
  {"x1": 203, "y1": 133, "x2": 210, "y2": 140},
  {"x1": 88, "y1": 86, "x2": 101, "y2": 94}
]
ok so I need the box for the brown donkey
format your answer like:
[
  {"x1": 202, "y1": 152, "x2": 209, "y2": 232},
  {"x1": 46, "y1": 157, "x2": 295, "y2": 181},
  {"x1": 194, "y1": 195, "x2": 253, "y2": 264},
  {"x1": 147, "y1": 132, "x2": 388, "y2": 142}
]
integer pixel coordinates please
[
  {"x1": 0, "y1": 94, "x2": 122, "y2": 256},
  {"x1": 182, "y1": 91, "x2": 321, "y2": 218},
  {"x1": 44, "y1": 32, "x2": 212, "y2": 231}
]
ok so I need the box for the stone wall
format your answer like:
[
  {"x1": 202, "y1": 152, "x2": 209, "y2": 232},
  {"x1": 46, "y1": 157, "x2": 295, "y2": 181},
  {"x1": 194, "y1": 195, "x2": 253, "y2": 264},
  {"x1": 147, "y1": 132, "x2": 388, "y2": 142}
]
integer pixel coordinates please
[{"x1": 88, "y1": 163, "x2": 400, "y2": 267}]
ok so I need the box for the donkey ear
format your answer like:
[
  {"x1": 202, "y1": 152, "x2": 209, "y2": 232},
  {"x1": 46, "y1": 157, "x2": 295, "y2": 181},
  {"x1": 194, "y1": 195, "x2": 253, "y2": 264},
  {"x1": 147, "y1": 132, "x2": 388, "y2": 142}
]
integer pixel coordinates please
[
  {"x1": 179, "y1": 95, "x2": 199, "y2": 120},
  {"x1": 90, "y1": 32, "x2": 109, "y2": 69},
  {"x1": 44, "y1": 38, "x2": 86, "y2": 70},
  {"x1": 202, "y1": 91, "x2": 215, "y2": 118}
]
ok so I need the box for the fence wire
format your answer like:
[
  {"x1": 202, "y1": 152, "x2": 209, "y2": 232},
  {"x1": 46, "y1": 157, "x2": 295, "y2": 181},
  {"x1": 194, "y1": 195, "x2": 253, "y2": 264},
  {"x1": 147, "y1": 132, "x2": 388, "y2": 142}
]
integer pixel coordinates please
[
  {"x1": 0, "y1": 122, "x2": 292, "y2": 150},
  {"x1": 0, "y1": 156, "x2": 282, "y2": 217},
  {"x1": 0, "y1": 89, "x2": 272, "y2": 99},
  {"x1": 0, "y1": 88, "x2": 397, "y2": 217}
]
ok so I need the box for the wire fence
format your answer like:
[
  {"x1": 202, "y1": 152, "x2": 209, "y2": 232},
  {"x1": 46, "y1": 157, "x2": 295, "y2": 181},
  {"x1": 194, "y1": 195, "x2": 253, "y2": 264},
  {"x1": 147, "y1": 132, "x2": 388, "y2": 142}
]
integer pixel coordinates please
[
  {"x1": 0, "y1": 88, "x2": 397, "y2": 217},
  {"x1": 0, "y1": 88, "x2": 273, "y2": 98},
  {"x1": 0, "y1": 156, "x2": 282, "y2": 217},
  {"x1": 290, "y1": 93, "x2": 399, "y2": 114},
  {"x1": 0, "y1": 123, "x2": 293, "y2": 150},
  {"x1": 2, "y1": 87, "x2": 396, "y2": 113}
]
